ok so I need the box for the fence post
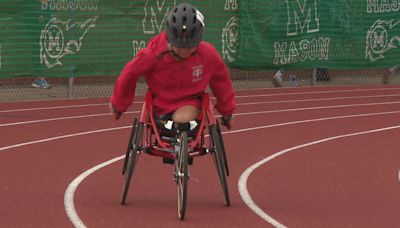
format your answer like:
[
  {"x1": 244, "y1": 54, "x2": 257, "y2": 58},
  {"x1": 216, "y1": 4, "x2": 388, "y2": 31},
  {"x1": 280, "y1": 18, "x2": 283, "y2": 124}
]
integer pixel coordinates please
[
  {"x1": 68, "y1": 76, "x2": 74, "y2": 98},
  {"x1": 312, "y1": 68, "x2": 317, "y2": 85}
]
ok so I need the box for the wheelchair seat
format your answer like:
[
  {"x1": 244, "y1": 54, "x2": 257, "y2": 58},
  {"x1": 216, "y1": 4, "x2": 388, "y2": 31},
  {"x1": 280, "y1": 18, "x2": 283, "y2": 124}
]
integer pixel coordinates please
[
  {"x1": 155, "y1": 112, "x2": 201, "y2": 140},
  {"x1": 157, "y1": 119, "x2": 200, "y2": 139}
]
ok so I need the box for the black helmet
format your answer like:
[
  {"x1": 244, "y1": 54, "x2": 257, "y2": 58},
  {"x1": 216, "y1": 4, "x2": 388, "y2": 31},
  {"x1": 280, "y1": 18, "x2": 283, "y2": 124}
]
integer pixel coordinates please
[{"x1": 166, "y1": 3, "x2": 204, "y2": 48}]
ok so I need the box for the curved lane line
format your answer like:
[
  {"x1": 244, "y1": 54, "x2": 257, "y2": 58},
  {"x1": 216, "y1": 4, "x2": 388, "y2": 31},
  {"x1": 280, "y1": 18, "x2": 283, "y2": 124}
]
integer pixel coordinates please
[
  {"x1": 2, "y1": 110, "x2": 400, "y2": 153},
  {"x1": 61, "y1": 111, "x2": 400, "y2": 228},
  {"x1": 234, "y1": 87, "x2": 400, "y2": 98},
  {"x1": 0, "y1": 126, "x2": 130, "y2": 152},
  {"x1": 0, "y1": 103, "x2": 108, "y2": 113},
  {"x1": 1, "y1": 110, "x2": 399, "y2": 226},
  {"x1": 238, "y1": 125, "x2": 400, "y2": 227},
  {"x1": 1, "y1": 87, "x2": 399, "y2": 113},
  {"x1": 0, "y1": 111, "x2": 140, "y2": 127},
  {"x1": 2, "y1": 100, "x2": 400, "y2": 127},
  {"x1": 236, "y1": 94, "x2": 400, "y2": 106},
  {"x1": 0, "y1": 100, "x2": 143, "y2": 114},
  {"x1": 64, "y1": 156, "x2": 124, "y2": 228}
]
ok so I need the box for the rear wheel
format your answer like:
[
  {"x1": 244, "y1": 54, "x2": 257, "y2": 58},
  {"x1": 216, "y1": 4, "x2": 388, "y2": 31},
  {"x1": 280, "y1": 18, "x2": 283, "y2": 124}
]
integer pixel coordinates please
[
  {"x1": 210, "y1": 125, "x2": 230, "y2": 206},
  {"x1": 216, "y1": 122, "x2": 229, "y2": 176},
  {"x1": 120, "y1": 122, "x2": 143, "y2": 205},
  {"x1": 176, "y1": 131, "x2": 189, "y2": 220},
  {"x1": 122, "y1": 118, "x2": 138, "y2": 175}
]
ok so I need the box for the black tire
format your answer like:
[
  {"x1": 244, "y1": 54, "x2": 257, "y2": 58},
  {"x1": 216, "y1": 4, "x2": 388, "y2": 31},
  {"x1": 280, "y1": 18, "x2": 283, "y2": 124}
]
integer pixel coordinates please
[
  {"x1": 216, "y1": 122, "x2": 229, "y2": 176},
  {"x1": 120, "y1": 123, "x2": 143, "y2": 205},
  {"x1": 210, "y1": 125, "x2": 230, "y2": 206},
  {"x1": 176, "y1": 131, "x2": 189, "y2": 220},
  {"x1": 122, "y1": 118, "x2": 138, "y2": 175}
]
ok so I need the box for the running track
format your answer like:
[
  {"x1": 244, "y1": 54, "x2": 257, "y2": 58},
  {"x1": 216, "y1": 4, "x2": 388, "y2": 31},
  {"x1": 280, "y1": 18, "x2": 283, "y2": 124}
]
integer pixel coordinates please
[{"x1": 1, "y1": 85, "x2": 399, "y2": 228}]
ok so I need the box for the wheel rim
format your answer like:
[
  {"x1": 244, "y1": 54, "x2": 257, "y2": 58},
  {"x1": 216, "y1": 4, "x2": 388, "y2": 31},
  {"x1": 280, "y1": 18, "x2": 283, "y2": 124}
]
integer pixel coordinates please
[{"x1": 176, "y1": 132, "x2": 188, "y2": 220}]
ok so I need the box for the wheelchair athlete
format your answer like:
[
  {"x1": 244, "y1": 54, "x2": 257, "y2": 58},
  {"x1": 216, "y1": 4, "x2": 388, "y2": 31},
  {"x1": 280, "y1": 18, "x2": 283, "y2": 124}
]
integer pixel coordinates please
[{"x1": 110, "y1": 2, "x2": 236, "y2": 131}]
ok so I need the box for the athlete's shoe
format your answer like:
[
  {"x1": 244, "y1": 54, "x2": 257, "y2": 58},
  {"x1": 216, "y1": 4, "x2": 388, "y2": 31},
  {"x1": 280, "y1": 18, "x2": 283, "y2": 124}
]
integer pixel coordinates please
[{"x1": 32, "y1": 78, "x2": 52, "y2": 89}]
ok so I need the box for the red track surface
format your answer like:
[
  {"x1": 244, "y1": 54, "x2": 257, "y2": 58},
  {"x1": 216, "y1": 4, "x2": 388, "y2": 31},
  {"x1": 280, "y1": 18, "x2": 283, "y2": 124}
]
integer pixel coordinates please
[{"x1": 1, "y1": 85, "x2": 400, "y2": 227}]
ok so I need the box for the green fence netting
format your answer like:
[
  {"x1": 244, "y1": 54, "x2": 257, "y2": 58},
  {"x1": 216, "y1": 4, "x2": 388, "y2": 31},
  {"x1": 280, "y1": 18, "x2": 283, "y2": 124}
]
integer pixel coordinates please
[
  {"x1": 0, "y1": 0, "x2": 237, "y2": 78},
  {"x1": 233, "y1": 0, "x2": 400, "y2": 70}
]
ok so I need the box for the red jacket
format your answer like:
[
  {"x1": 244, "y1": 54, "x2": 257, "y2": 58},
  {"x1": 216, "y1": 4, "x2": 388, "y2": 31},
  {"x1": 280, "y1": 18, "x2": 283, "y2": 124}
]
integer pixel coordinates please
[{"x1": 110, "y1": 32, "x2": 236, "y2": 116}]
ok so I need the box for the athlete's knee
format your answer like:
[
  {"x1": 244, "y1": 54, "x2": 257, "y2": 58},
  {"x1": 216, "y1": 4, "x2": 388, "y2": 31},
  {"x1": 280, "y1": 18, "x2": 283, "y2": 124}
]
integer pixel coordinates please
[{"x1": 172, "y1": 106, "x2": 200, "y2": 123}]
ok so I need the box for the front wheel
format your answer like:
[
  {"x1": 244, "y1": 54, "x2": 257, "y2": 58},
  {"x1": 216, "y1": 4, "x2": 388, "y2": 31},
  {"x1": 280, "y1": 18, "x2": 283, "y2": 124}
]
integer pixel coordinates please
[
  {"x1": 175, "y1": 131, "x2": 189, "y2": 220},
  {"x1": 210, "y1": 125, "x2": 230, "y2": 206},
  {"x1": 120, "y1": 123, "x2": 143, "y2": 205},
  {"x1": 216, "y1": 122, "x2": 229, "y2": 176}
]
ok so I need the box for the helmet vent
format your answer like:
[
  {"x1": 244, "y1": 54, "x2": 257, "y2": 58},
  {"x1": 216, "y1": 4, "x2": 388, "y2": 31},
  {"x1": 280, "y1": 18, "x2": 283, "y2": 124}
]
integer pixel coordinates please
[
  {"x1": 166, "y1": 3, "x2": 204, "y2": 48},
  {"x1": 182, "y1": 16, "x2": 187, "y2": 26}
]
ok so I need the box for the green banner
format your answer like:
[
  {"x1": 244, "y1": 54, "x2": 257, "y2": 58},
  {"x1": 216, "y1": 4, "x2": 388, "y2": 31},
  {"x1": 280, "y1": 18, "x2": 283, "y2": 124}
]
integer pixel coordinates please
[
  {"x1": 4, "y1": 0, "x2": 397, "y2": 76},
  {"x1": 0, "y1": 0, "x2": 237, "y2": 78},
  {"x1": 233, "y1": 0, "x2": 400, "y2": 70}
]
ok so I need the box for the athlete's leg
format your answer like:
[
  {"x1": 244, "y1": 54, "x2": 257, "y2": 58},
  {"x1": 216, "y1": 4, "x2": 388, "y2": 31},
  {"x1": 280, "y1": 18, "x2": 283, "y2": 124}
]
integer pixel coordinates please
[{"x1": 172, "y1": 105, "x2": 201, "y2": 123}]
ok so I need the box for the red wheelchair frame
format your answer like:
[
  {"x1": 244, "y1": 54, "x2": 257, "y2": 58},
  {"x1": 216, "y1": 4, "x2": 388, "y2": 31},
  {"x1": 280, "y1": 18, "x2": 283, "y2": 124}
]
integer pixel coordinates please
[{"x1": 120, "y1": 91, "x2": 230, "y2": 220}]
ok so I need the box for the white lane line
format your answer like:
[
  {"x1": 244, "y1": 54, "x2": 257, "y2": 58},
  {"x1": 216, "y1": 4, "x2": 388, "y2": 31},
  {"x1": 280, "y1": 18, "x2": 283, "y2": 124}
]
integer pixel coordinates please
[
  {"x1": 238, "y1": 124, "x2": 400, "y2": 227},
  {"x1": 234, "y1": 87, "x2": 400, "y2": 98},
  {"x1": 65, "y1": 156, "x2": 124, "y2": 228},
  {"x1": 236, "y1": 93, "x2": 400, "y2": 106},
  {"x1": 1, "y1": 110, "x2": 399, "y2": 159},
  {"x1": 1, "y1": 87, "x2": 399, "y2": 113},
  {"x1": 0, "y1": 126, "x2": 130, "y2": 152},
  {"x1": 0, "y1": 111, "x2": 139, "y2": 127},
  {"x1": 0, "y1": 101, "x2": 144, "y2": 114},
  {"x1": 2, "y1": 100, "x2": 400, "y2": 127},
  {"x1": 0, "y1": 103, "x2": 107, "y2": 113},
  {"x1": 61, "y1": 110, "x2": 400, "y2": 228},
  {"x1": 2, "y1": 110, "x2": 400, "y2": 153},
  {"x1": 0, "y1": 109, "x2": 399, "y2": 226},
  {"x1": 234, "y1": 101, "x2": 400, "y2": 117}
]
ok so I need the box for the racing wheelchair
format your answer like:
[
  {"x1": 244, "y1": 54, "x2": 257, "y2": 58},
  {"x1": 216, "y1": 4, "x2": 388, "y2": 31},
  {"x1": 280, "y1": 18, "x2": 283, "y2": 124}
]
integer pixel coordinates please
[{"x1": 120, "y1": 91, "x2": 230, "y2": 220}]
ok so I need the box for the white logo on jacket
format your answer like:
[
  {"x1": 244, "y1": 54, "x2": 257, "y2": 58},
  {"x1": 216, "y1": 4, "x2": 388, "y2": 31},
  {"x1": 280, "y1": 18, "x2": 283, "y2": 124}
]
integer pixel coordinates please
[{"x1": 192, "y1": 65, "x2": 203, "y2": 82}]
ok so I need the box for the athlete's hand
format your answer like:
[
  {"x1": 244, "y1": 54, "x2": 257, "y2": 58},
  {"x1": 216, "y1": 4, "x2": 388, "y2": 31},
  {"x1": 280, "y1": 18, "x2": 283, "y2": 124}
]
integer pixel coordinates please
[
  {"x1": 110, "y1": 103, "x2": 122, "y2": 120},
  {"x1": 221, "y1": 115, "x2": 233, "y2": 130}
]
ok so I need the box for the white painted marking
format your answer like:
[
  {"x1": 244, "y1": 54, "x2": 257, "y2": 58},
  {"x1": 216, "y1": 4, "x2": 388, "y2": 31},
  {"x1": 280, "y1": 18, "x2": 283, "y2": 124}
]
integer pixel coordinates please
[
  {"x1": 1, "y1": 95, "x2": 400, "y2": 226},
  {"x1": 1, "y1": 110, "x2": 396, "y2": 153},
  {"x1": 234, "y1": 87, "x2": 400, "y2": 98},
  {"x1": 0, "y1": 103, "x2": 108, "y2": 114},
  {"x1": 238, "y1": 125, "x2": 400, "y2": 227},
  {"x1": 65, "y1": 156, "x2": 124, "y2": 228},
  {"x1": 0, "y1": 111, "x2": 139, "y2": 127},
  {"x1": 0, "y1": 126, "x2": 130, "y2": 152},
  {"x1": 234, "y1": 101, "x2": 400, "y2": 117},
  {"x1": 2, "y1": 100, "x2": 400, "y2": 128},
  {"x1": 236, "y1": 93, "x2": 400, "y2": 106},
  {"x1": 59, "y1": 110, "x2": 400, "y2": 227},
  {"x1": 1, "y1": 87, "x2": 399, "y2": 113}
]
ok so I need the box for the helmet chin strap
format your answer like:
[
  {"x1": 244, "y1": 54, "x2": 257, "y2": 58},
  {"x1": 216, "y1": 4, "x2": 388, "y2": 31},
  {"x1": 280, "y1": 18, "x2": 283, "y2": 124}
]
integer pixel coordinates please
[
  {"x1": 157, "y1": 42, "x2": 197, "y2": 61},
  {"x1": 170, "y1": 42, "x2": 197, "y2": 59},
  {"x1": 172, "y1": 50, "x2": 185, "y2": 60},
  {"x1": 172, "y1": 49, "x2": 197, "y2": 60}
]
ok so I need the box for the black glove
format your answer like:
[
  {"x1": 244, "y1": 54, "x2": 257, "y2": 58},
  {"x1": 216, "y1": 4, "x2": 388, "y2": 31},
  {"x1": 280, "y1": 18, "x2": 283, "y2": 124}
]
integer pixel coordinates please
[
  {"x1": 220, "y1": 115, "x2": 233, "y2": 130},
  {"x1": 109, "y1": 103, "x2": 122, "y2": 120}
]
